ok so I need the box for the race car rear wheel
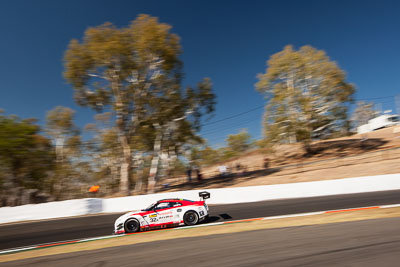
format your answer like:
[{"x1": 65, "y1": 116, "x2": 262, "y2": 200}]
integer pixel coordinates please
[
  {"x1": 183, "y1": 211, "x2": 199, "y2": 226},
  {"x1": 124, "y1": 218, "x2": 140, "y2": 233}
]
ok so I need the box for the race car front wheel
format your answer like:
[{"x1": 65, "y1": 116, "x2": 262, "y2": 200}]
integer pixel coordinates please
[
  {"x1": 124, "y1": 218, "x2": 140, "y2": 233},
  {"x1": 183, "y1": 211, "x2": 199, "y2": 226}
]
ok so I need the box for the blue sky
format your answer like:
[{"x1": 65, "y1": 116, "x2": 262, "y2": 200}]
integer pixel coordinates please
[{"x1": 0, "y1": 0, "x2": 399, "y2": 147}]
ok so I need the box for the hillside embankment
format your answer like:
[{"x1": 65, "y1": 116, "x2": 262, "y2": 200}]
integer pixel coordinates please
[{"x1": 162, "y1": 126, "x2": 400, "y2": 191}]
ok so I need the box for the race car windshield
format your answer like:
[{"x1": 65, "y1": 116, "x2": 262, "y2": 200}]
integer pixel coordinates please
[{"x1": 142, "y1": 203, "x2": 156, "y2": 211}]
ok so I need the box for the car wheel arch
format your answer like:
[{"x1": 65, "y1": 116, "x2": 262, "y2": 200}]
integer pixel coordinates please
[
  {"x1": 183, "y1": 210, "x2": 200, "y2": 226},
  {"x1": 124, "y1": 218, "x2": 140, "y2": 233}
]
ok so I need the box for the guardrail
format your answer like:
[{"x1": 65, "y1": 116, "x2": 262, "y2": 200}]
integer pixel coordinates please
[{"x1": 0, "y1": 198, "x2": 102, "y2": 224}]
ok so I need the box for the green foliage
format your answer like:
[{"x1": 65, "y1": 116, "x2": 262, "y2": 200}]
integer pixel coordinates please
[
  {"x1": 170, "y1": 158, "x2": 186, "y2": 176},
  {"x1": 64, "y1": 14, "x2": 215, "y2": 194},
  {"x1": 256, "y1": 45, "x2": 355, "y2": 149},
  {"x1": 198, "y1": 146, "x2": 220, "y2": 166},
  {"x1": 191, "y1": 130, "x2": 252, "y2": 168},
  {"x1": 45, "y1": 106, "x2": 85, "y2": 199},
  {"x1": 0, "y1": 113, "x2": 54, "y2": 190},
  {"x1": 46, "y1": 107, "x2": 78, "y2": 136},
  {"x1": 64, "y1": 14, "x2": 183, "y2": 116},
  {"x1": 226, "y1": 129, "x2": 252, "y2": 154},
  {"x1": 46, "y1": 106, "x2": 81, "y2": 155},
  {"x1": 218, "y1": 147, "x2": 237, "y2": 162},
  {"x1": 64, "y1": 14, "x2": 214, "y2": 144}
]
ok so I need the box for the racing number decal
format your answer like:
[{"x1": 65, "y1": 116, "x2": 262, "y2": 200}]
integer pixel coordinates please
[
  {"x1": 149, "y1": 214, "x2": 158, "y2": 223},
  {"x1": 199, "y1": 211, "x2": 205, "y2": 216}
]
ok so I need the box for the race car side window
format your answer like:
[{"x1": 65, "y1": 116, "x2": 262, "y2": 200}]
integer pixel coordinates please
[
  {"x1": 142, "y1": 203, "x2": 157, "y2": 211},
  {"x1": 154, "y1": 202, "x2": 170, "y2": 210},
  {"x1": 171, "y1": 202, "x2": 182, "y2": 207}
]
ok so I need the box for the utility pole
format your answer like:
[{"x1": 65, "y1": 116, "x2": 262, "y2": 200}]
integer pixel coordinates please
[
  {"x1": 395, "y1": 94, "x2": 400, "y2": 116},
  {"x1": 374, "y1": 102, "x2": 382, "y2": 116}
]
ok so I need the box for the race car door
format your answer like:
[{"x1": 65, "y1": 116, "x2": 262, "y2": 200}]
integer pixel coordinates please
[
  {"x1": 145, "y1": 202, "x2": 175, "y2": 227},
  {"x1": 168, "y1": 201, "x2": 183, "y2": 223}
]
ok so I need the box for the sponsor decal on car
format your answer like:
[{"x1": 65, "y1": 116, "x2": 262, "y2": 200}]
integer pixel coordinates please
[
  {"x1": 158, "y1": 215, "x2": 173, "y2": 220},
  {"x1": 160, "y1": 211, "x2": 173, "y2": 215}
]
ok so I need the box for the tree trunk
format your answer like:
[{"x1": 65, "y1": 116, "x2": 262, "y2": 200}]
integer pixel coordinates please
[
  {"x1": 160, "y1": 151, "x2": 169, "y2": 180},
  {"x1": 133, "y1": 152, "x2": 144, "y2": 194},
  {"x1": 147, "y1": 156, "x2": 158, "y2": 194},
  {"x1": 134, "y1": 169, "x2": 143, "y2": 193},
  {"x1": 106, "y1": 157, "x2": 119, "y2": 194},
  {"x1": 119, "y1": 135, "x2": 131, "y2": 196},
  {"x1": 286, "y1": 76, "x2": 298, "y2": 144},
  {"x1": 166, "y1": 145, "x2": 177, "y2": 178},
  {"x1": 147, "y1": 130, "x2": 162, "y2": 193}
]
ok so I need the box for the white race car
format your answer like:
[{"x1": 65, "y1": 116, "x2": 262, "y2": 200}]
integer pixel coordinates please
[{"x1": 114, "y1": 192, "x2": 210, "y2": 234}]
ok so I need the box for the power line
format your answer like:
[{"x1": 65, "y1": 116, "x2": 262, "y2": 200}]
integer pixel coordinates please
[
  {"x1": 51, "y1": 95, "x2": 398, "y2": 147},
  {"x1": 57, "y1": 104, "x2": 265, "y2": 147},
  {"x1": 202, "y1": 116, "x2": 260, "y2": 136},
  {"x1": 55, "y1": 115, "x2": 263, "y2": 148},
  {"x1": 356, "y1": 95, "x2": 395, "y2": 101},
  {"x1": 201, "y1": 113, "x2": 261, "y2": 133},
  {"x1": 199, "y1": 95, "x2": 395, "y2": 127},
  {"x1": 200, "y1": 104, "x2": 264, "y2": 127}
]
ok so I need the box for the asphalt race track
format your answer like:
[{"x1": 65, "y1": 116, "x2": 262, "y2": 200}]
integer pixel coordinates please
[
  {"x1": 1, "y1": 189, "x2": 400, "y2": 250},
  {"x1": 3, "y1": 217, "x2": 400, "y2": 266}
]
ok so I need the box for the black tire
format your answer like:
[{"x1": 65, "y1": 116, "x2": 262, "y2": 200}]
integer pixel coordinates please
[
  {"x1": 183, "y1": 211, "x2": 199, "y2": 226},
  {"x1": 124, "y1": 218, "x2": 140, "y2": 233}
]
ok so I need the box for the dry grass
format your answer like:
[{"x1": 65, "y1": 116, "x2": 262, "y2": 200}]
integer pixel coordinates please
[
  {"x1": 163, "y1": 126, "x2": 400, "y2": 191},
  {"x1": 2, "y1": 207, "x2": 400, "y2": 263}
]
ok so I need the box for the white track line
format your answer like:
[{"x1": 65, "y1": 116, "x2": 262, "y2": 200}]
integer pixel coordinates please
[
  {"x1": 79, "y1": 235, "x2": 117, "y2": 242},
  {"x1": 175, "y1": 221, "x2": 225, "y2": 230},
  {"x1": 262, "y1": 211, "x2": 324, "y2": 220},
  {"x1": 380, "y1": 203, "x2": 400, "y2": 209},
  {"x1": 0, "y1": 246, "x2": 37, "y2": 255}
]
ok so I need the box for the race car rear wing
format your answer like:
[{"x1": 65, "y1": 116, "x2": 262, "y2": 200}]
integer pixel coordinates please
[{"x1": 199, "y1": 191, "x2": 210, "y2": 200}]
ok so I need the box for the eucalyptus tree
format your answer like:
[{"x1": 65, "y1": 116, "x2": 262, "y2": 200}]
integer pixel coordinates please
[
  {"x1": 84, "y1": 112, "x2": 122, "y2": 193},
  {"x1": 0, "y1": 112, "x2": 54, "y2": 204},
  {"x1": 64, "y1": 14, "x2": 215, "y2": 195},
  {"x1": 256, "y1": 45, "x2": 355, "y2": 152},
  {"x1": 46, "y1": 106, "x2": 80, "y2": 164},
  {"x1": 226, "y1": 129, "x2": 252, "y2": 155},
  {"x1": 46, "y1": 106, "x2": 81, "y2": 198},
  {"x1": 146, "y1": 78, "x2": 215, "y2": 192}
]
